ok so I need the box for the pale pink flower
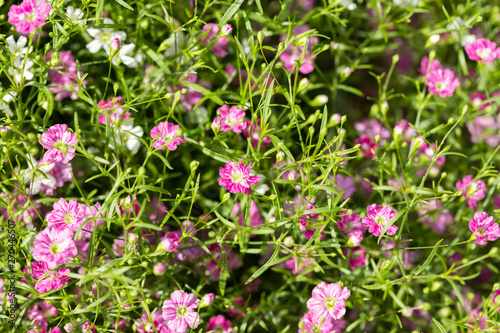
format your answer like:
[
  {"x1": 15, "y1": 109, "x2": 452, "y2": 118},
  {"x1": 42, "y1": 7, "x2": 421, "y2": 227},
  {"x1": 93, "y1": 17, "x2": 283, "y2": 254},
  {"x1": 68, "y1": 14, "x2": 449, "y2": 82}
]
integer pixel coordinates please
[
  {"x1": 465, "y1": 38, "x2": 500, "y2": 63},
  {"x1": 150, "y1": 121, "x2": 186, "y2": 151},
  {"x1": 426, "y1": 69, "x2": 459, "y2": 97},
  {"x1": 242, "y1": 119, "x2": 271, "y2": 147},
  {"x1": 97, "y1": 96, "x2": 129, "y2": 125},
  {"x1": 82, "y1": 322, "x2": 96, "y2": 333},
  {"x1": 135, "y1": 311, "x2": 168, "y2": 333},
  {"x1": 213, "y1": 105, "x2": 247, "y2": 133},
  {"x1": 22, "y1": 261, "x2": 70, "y2": 293},
  {"x1": 419, "y1": 142, "x2": 445, "y2": 165},
  {"x1": 362, "y1": 204, "x2": 399, "y2": 236},
  {"x1": 162, "y1": 290, "x2": 201, "y2": 332},
  {"x1": 200, "y1": 23, "x2": 230, "y2": 57},
  {"x1": 33, "y1": 228, "x2": 78, "y2": 267},
  {"x1": 28, "y1": 300, "x2": 58, "y2": 329},
  {"x1": 8, "y1": 0, "x2": 51, "y2": 34},
  {"x1": 46, "y1": 198, "x2": 87, "y2": 232},
  {"x1": 40, "y1": 161, "x2": 73, "y2": 196},
  {"x1": 470, "y1": 92, "x2": 489, "y2": 110},
  {"x1": 39, "y1": 124, "x2": 77, "y2": 163},
  {"x1": 218, "y1": 160, "x2": 261, "y2": 195},
  {"x1": 306, "y1": 282, "x2": 350, "y2": 320},
  {"x1": 418, "y1": 200, "x2": 453, "y2": 234},
  {"x1": 456, "y1": 175, "x2": 486, "y2": 209},
  {"x1": 337, "y1": 209, "x2": 365, "y2": 246},
  {"x1": 46, "y1": 51, "x2": 84, "y2": 101},
  {"x1": 466, "y1": 115, "x2": 500, "y2": 147},
  {"x1": 207, "y1": 315, "x2": 234, "y2": 333},
  {"x1": 299, "y1": 311, "x2": 345, "y2": 333},
  {"x1": 221, "y1": 24, "x2": 233, "y2": 36},
  {"x1": 200, "y1": 293, "x2": 214, "y2": 307},
  {"x1": 335, "y1": 174, "x2": 355, "y2": 200},
  {"x1": 153, "y1": 263, "x2": 166, "y2": 276},
  {"x1": 394, "y1": 120, "x2": 417, "y2": 142},
  {"x1": 285, "y1": 253, "x2": 314, "y2": 274},
  {"x1": 469, "y1": 212, "x2": 500, "y2": 246},
  {"x1": 419, "y1": 56, "x2": 442, "y2": 76},
  {"x1": 280, "y1": 25, "x2": 318, "y2": 75},
  {"x1": 159, "y1": 232, "x2": 180, "y2": 252},
  {"x1": 354, "y1": 118, "x2": 390, "y2": 143}
]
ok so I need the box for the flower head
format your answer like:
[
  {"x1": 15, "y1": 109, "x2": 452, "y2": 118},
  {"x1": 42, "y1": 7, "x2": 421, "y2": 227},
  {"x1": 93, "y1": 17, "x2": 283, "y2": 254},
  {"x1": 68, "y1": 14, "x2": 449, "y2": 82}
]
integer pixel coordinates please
[
  {"x1": 207, "y1": 315, "x2": 234, "y2": 333},
  {"x1": 456, "y1": 175, "x2": 486, "y2": 209},
  {"x1": 306, "y1": 282, "x2": 350, "y2": 320},
  {"x1": 299, "y1": 311, "x2": 345, "y2": 333},
  {"x1": 162, "y1": 290, "x2": 201, "y2": 332},
  {"x1": 33, "y1": 228, "x2": 78, "y2": 268},
  {"x1": 46, "y1": 198, "x2": 87, "y2": 233},
  {"x1": 8, "y1": 0, "x2": 51, "y2": 34},
  {"x1": 469, "y1": 212, "x2": 500, "y2": 246},
  {"x1": 337, "y1": 209, "x2": 365, "y2": 246},
  {"x1": 213, "y1": 105, "x2": 247, "y2": 133},
  {"x1": 426, "y1": 69, "x2": 459, "y2": 98},
  {"x1": 218, "y1": 160, "x2": 261, "y2": 195},
  {"x1": 465, "y1": 38, "x2": 500, "y2": 63},
  {"x1": 150, "y1": 121, "x2": 186, "y2": 151},
  {"x1": 362, "y1": 204, "x2": 399, "y2": 236},
  {"x1": 39, "y1": 124, "x2": 77, "y2": 163},
  {"x1": 22, "y1": 261, "x2": 70, "y2": 293},
  {"x1": 419, "y1": 56, "x2": 442, "y2": 77}
]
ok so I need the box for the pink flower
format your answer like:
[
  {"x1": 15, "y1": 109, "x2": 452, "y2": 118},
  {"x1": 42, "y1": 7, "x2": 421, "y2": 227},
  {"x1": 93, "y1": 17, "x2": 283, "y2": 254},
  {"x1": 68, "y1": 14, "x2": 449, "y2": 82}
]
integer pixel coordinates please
[
  {"x1": 150, "y1": 121, "x2": 186, "y2": 151},
  {"x1": 470, "y1": 92, "x2": 489, "y2": 110},
  {"x1": 28, "y1": 301, "x2": 58, "y2": 330},
  {"x1": 82, "y1": 322, "x2": 96, "y2": 333},
  {"x1": 232, "y1": 199, "x2": 263, "y2": 231},
  {"x1": 207, "y1": 315, "x2": 234, "y2": 333},
  {"x1": 419, "y1": 142, "x2": 445, "y2": 165},
  {"x1": 242, "y1": 119, "x2": 271, "y2": 147},
  {"x1": 456, "y1": 175, "x2": 486, "y2": 209},
  {"x1": 159, "y1": 232, "x2": 180, "y2": 252},
  {"x1": 465, "y1": 38, "x2": 500, "y2": 63},
  {"x1": 337, "y1": 209, "x2": 365, "y2": 246},
  {"x1": 418, "y1": 200, "x2": 453, "y2": 234},
  {"x1": 362, "y1": 204, "x2": 399, "y2": 237},
  {"x1": 285, "y1": 253, "x2": 314, "y2": 275},
  {"x1": 355, "y1": 134, "x2": 377, "y2": 158},
  {"x1": 354, "y1": 119, "x2": 390, "y2": 143},
  {"x1": 299, "y1": 311, "x2": 346, "y2": 333},
  {"x1": 394, "y1": 120, "x2": 417, "y2": 142},
  {"x1": 200, "y1": 293, "x2": 214, "y2": 307},
  {"x1": 33, "y1": 228, "x2": 78, "y2": 267},
  {"x1": 280, "y1": 25, "x2": 318, "y2": 75},
  {"x1": 218, "y1": 160, "x2": 260, "y2": 195},
  {"x1": 426, "y1": 69, "x2": 459, "y2": 97},
  {"x1": 335, "y1": 174, "x2": 355, "y2": 200},
  {"x1": 221, "y1": 24, "x2": 233, "y2": 36},
  {"x1": 466, "y1": 115, "x2": 500, "y2": 147},
  {"x1": 200, "y1": 23, "x2": 230, "y2": 57},
  {"x1": 46, "y1": 51, "x2": 84, "y2": 101},
  {"x1": 8, "y1": 0, "x2": 51, "y2": 34},
  {"x1": 344, "y1": 247, "x2": 366, "y2": 270},
  {"x1": 177, "y1": 74, "x2": 203, "y2": 110},
  {"x1": 23, "y1": 261, "x2": 70, "y2": 293},
  {"x1": 97, "y1": 96, "x2": 130, "y2": 125},
  {"x1": 213, "y1": 105, "x2": 247, "y2": 133},
  {"x1": 39, "y1": 124, "x2": 77, "y2": 163},
  {"x1": 135, "y1": 311, "x2": 167, "y2": 333},
  {"x1": 419, "y1": 56, "x2": 442, "y2": 76},
  {"x1": 162, "y1": 290, "x2": 201, "y2": 332},
  {"x1": 306, "y1": 281, "x2": 350, "y2": 320},
  {"x1": 469, "y1": 212, "x2": 500, "y2": 246},
  {"x1": 46, "y1": 198, "x2": 87, "y2": 233}
]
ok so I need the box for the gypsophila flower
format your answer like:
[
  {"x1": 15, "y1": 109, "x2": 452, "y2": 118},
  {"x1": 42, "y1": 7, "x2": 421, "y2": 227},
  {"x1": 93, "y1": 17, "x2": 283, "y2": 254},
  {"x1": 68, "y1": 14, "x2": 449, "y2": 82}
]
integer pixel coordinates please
[
  {"x1": 212, "y1": 105, "x2": 247, "y2": 133},
  {"x1": 338, "y1": 209, "x2": 365, "y2": 246},
  {"x1": 426, "y1": 69, "x2": 459, "y2": 98},
  {"x1": 207, "y1": 315, "x2": 235, "y2": 333},
  {"x1": 39, "y1": 124, "x2": 77, "y2": 163},
  {"x1": 46, "y1": 198, "x2": 87, "y2": 233},
  {"x1": 158, "y1": 232, "x2": 180, "y2": 252},
  {"x1": 469, "y1": 212, "x2": 500, "y2": 246},
  {"x1": 150, "y1": 121, "x2": 186, "y2": 151},
  {"x1": 22, "y1": 261, "x2": 70, "y2": 293},
  {"x1": 465, "y1": 38, "x2": 500, "y2": 63},
  {"x1": 162, "y1": 290, "x2": 201, "y2": 332},
  {"x1": 105, "y1": 43, "x2": 145, "y2": 68},
  {"x1": 86, "y1": 18, "x2": 126, "y2": 54},
  {"x1": 456, "y1": 175, "x2": 486, "y2": 210},
  {"x1": 8, "y1": 0, "x2": 52, "y2": 34},
  {"x1": 8, "y1": 58, "x2": 34, "y2": 84},
  {"x1": 6, "y1": 35, "x2": 33, "y2": 58},
  {"x1": 362, "y1": 204, "x2": 399, "y2": 236},
  {"x1": 33, "y1": 228, "x2": 78, "y2": 268},
  {"x1": 218, "y1": 160, "x2": 261, "y2": 195},
  {"x1": 306, "y1": 281, "x2": 350, "y2": 320},
  {"x1": 65, "y1": 6, "x2": 84, "y2": 26}
]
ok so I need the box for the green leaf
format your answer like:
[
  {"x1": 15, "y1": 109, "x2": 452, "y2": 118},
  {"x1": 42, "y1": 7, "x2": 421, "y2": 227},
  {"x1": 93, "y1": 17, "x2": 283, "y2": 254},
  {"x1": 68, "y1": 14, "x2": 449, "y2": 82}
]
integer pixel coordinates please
[
  {"x1": 26, "y1": 82, "x2": 54, "y2": 127},
  {"x1": 432, "y1": 318, "x2": 448, "y2": 333},
  {"x1": 378, "y1": 207, "x2": 408, "y2": 242},
  {"x1": 219, "y1": 0, "x2": 244, "y2": 27},
  {"x1": 115, "y1": 0, "x2": 134, "y2": 11},
  {"x1": 337, "y1": 84, "x2": 365, "y2": 97},
  {"x1": 413, "y1": 239, "x2": 443, "y2": 276},
  {"x1": 181, "y1": 81, "x2": 224, "y2": 105}
]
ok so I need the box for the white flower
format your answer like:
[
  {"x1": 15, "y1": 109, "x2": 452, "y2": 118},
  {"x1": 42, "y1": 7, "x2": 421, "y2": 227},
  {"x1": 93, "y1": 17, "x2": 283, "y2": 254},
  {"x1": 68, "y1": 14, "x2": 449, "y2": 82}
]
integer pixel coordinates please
[
  {"x1": 106, "y1": 43, "x2": 144, "y2": 68},
  {"x1": 6, "y1": 36, "x2": 32, "y2": 58},
  {"x1": 8, "y1": 58, "x2": 34, "y2": 84},
  {"x1": 19, "y1": 156, "x2": 56, "y2": 195},
  {"x1": 86, "y1": 18, "x2": 127, "y2": 54},
  {"x1": 0, "y1": 87, "x2": 17, "y2": 117},
  {"x1": 340, "y1": 0, "x2": 357, "y2": 10},
  {"x1": 113, "y1": 120, "x2": 144, "y2": 152},
  {"x1": 66, "y1": 6, "x2": 85, "y2": 26},
  {"x1": 393, "y1": 0, "x2": 419, "y2": 7}
]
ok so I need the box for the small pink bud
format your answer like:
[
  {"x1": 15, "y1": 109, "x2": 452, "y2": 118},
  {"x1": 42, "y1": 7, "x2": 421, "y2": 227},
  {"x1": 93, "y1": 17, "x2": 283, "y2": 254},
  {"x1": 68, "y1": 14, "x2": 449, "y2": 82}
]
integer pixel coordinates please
[
  {"x1": 221, "y1": 24, "x2": 233, "y2": 36},
  {"x1": 153, "y1": 263, "x2": 166, "y2": 276},
  {"x1": 200, "y1": 293, "x2": 214, "y2": 307},
  {"x1": 111, "y1": 37, "x2": 121, "y2": 52}
]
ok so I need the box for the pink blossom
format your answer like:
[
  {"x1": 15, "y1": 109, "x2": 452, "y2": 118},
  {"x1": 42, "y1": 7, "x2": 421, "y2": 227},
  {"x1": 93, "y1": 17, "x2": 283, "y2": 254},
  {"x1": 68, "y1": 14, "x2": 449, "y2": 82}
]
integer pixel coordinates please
[
  {"x1": 299, "y1": 311, "x2": 346, "y2": 333},
  {"x1": 22, "y1": 261, "x2": 70, "y2": 293},
  {"x1": 213, "y1": 105, "x2": 247, "y2": 133},
  {"x1": 493, "y1": 195, "x2": 500, "y2": 209},
  {"x1": 28, "y1": 301, "x2": 58, "y2": 330},
  {"x1": 39, "y1": 124, "x2": 77, "y2": 163},
  {"x1": 466, "y1": 116, "x2": 500, "y2": 147},
  {"x1": 242, "y1": 119, "x2": 271, "y2": 147},
  {"x1": 97, "y1": 96, "x2": 130, "y2": 125},
  {"x1": 466, "y1": 309, "x2": 489, "y2": 331},
  {"x1": 465, "y1": 38, "x2": 500, "y2": 63},
  {"x1": 46, "y1": 51, "x2": 84, "y2": 101},
  {"x1": 280, "y1": 25, "x2": 318, "y2": 74},
  {"x1": 335, "y1": 174, "x2": 355, "y2": 200},
  {"x1": 306, "y1": 281, "x2": 350, "y2": 320},
  {"x1": 162, "y1": 290, "x2": 201, "y2": 332},
  {"x1": 492, "y1": 290, "x2": 500, "y2": 305},
  {"x1": 205, "y1": 244, "x2": 242, "y2": 281},
  {"x1": 419, "y1": 56, "x2": 442, "y2": 76},
  {"x1": 355, "y1": 134, "x2": 377, "y2": 158},
  {"x1": 46, "y1": 198, "x2": 87, "y2": 233},
  {"x1": 159, "y1": 232, "x2": 180, "y2": 252},
  {"x1": 419, "y1": 142, "x2": 445, "y2": 165},
  {"x1": 135, "y1": 311, "x2": 168, "y2": 333},
  {"x1": 418, "y1": 200, "x2": 453, "y2": 234},
  {"x1": 8, "y1": 0, "x2": 51, "y2": 34},
  {"x1": 221, "y1": 24, "x2": 233, "y2": 36},
  {"x1": 33, "y1": 228, "x2": 77, "y2": 268},
  {"x1": 470, "y1": 92, "x2": 489, "y2": 110},
  {"x1": 362, "y1": 204, "x2": 399, "y2": 237},
  {"x1": 207, "y1": 315, "x2": 234, "y2": 333},
  {"x1": 218, "y1": 160, "x2": 260, "y2": 195},
  {"x1": 200, "y1": 23, "x2": 230, "y2": 57},
  {"x1": 177, "y1": 74, "x2": 203, "y2": 110},
  {"x1": 426, "y1": 69, "x2": 459, "y2": 97},
  {"x1": 285, "y1": 253, "x2": 314, "y2": 275},
  {"x1": 354, "y1": 118, "x2": 390, "y2": 143},
  {"x1": 200, "y1": 293, "x2": 214, "y2": 307},
  {"x1": 394, "y1": 120, "x2": 417, "y2": 142},
  {"x1": 344, "y1": 247, "x2": 366, "y2": 270},
  {"x1": 469, "y1": 212, "x2": 500, "y2": 246},
  {"x1": 39, "y1": 161, "x2": 73, "y2": 196},
  {"x1": 82, "y1": 322, "x2": 96, "y2": 333},
  {"x1": 150, "y1": 121, "x2": 186, "y2": 151},
  {"x1": 337, "y1": 209, "x2": 365, "y2": 246},
  {"x1": 232, "y1": 199, "x2": 263, "y2": 231},
  {"x1": 456, "y1": 175, "x2": 486, "y2": 209}
]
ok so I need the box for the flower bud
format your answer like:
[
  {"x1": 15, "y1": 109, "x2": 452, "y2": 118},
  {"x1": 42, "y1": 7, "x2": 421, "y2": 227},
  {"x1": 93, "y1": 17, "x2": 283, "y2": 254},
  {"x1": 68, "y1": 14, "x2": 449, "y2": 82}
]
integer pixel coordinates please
[
  {"x1": 276, "y1": 151, "x2": 285, "y2": 163},
  {"x1": 283, "y1": 236, "x2": 294, "y2": 247},
  {"x1": 222, "y1": 192, "x2": 231, "y2": 202},
  {"x1": 341, "y1": 67, "x2": 351, "y2": 80},
  {"x1": 190, "y1": 160, "x2": 199, "y2": 172},
  {"x1": 221, "y1": 24, "x2": 233, "y2": 36},
  {"x1": 200, "y1": 293, "x2": 214, "y2": 307},
  {"x1": 153, "y1": 263, "x2": 166, "y2": 276},
  {"x1": 110, "y1": 37, "x2": 121, "y2": 58}
]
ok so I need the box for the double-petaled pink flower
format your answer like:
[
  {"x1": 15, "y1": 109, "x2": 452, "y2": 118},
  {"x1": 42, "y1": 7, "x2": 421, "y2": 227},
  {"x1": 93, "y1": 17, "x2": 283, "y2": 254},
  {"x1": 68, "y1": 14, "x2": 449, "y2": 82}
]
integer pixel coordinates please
[
  {"x1": 8, "y1": 0, "x2": 51, "y2": 34},
  {"x1": 97, "y1": 96, "x2": 130, "y2": 125},
  {"x1": 456, "y1": 175, "x2": 486, "y2": 209},
  {"x1": 337, "y1": 209, "x2": 365, "y2": 246},
  {"x1": 469, "y1": 212, "x2": 500, "y2": 246},
  {"x1": 218, "y1": 160, "x2": 260, "y2": 195},
  {"x1": 162, "y1": 290, "x2": 201, "y2": 332},
  {"x1": 33, "y1": 228, "x2": 78, "y2": 268},
  {"x1": 306, "y1": 282, "x2": 350, "y2": 320},
  {"x1": 159, "y1": 232, "x2": 180, "y2": 252},
  {"x1": 23, "y1": 261, "x2": 70, "y2": 293},
  {"x1": 213, "y1": 105, "x2": 247, "y2": 133},
  {"x1": 150, "y1": 121, "x2": 186, "y2": 151},
  {"x1": 39, "y1": 124, "x2": 77, "y2": 163},
  {"x1": 46, "y1": 51, "x2": 84, "y2": 101},
  {"x1": 46, "y1": 198, "x2": 86, "y2": 232},
  {"x1": 419, "y1": 56, "x2": 442, "y2": 77},
  {"x1": 426, "y1": 69, "x2": 459, "y2": 98},
  {"x1": 299, "y1": 311, "x2": 345, "y2": 333},
  {"x1": 207, "y1": 315, "x2": 234, "y2": 333},
  {"x1": 465, "y1": 38, "x2": 500, "y2": 63},
  {"x1": 362, "y1": 204, "x2": 398, "y2": 237}
]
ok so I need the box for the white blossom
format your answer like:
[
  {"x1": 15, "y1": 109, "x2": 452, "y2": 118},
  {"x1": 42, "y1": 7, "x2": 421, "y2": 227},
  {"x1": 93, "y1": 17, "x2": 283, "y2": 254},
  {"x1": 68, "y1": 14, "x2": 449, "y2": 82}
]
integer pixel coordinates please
[{"x1": 86, "y1": 18, "x2": 126, "y2": 54}]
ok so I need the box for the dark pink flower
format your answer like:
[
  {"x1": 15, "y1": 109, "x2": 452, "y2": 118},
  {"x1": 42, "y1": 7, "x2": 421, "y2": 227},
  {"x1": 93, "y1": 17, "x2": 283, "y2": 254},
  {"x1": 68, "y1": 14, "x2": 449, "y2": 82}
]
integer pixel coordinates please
[
  {"x1": 426, "y1": 69, "x2": 459, "y2": 97},
  {"x1": 362, "y1": 204, "x2": 398, "y2": 237},
  {"x1": 8, "y1": 0, "x2": 51, "y2": 34},
  {"x1": 242, "y1": 119, "x2": 271, "y2": 147},
  {"x1": 344, "y1": 247, "x2": 366, "y2": 270},
  {"x1": 213, "y1": 105, "x2": 247, "y2": 133},
  {"x1": 456, "y1": 175, "x2": 486, "y2": 209},
  {"x1": 470, "y1": 92, "x2": 490, "y2": 110},
  {"x1": 23, "y1": 261, "x2": 70, "y2": 293},
  {"x1": 97, "y1": 96, "x2": 130, "y2": 125},
  {"x1": 218, "y1": 160, "x2": 260, "y2": 195},
  {"x1": 46, "y1": 198, "x2": 86, "y2": 233},
  {"x1": 150, "y1": 121, "x2": 186, "y2": 151},
  {"x1": 299, "y1": 311, "x2": 345, "y2": 333},
  {"x1": 159, "y1": 232, "x2": 180, "y2": 252},
  {"x1": 465, "y1": 38, "x2": 500, "y2": 63},
  {"x1": 39, "y1": 124, "x2": 77, "y2": 163},
  {"x1": 200, "y1": 23, "x2": 230, "y2": 57},
  {"x1": 337, "y1": 209, "x2": 365, "y2": 246},
  {"x1": 355, "y1": 134, "x2": 377, "y2": 158},
  {"x1": 419, "y1": 56, "x2": 442, "y2": 77},
  {"x1": 469, "y1": 212, "x2": 500, "y2": 246},
  {"x1": 207, "y1": 315, "x2": 234, "y2": 333},
  {"x1": 418, "y1": 200, "x2": 453, "y2": 234},
  {"x1": 306, "y1": 282, "x2": 350, "y2": 320}
]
